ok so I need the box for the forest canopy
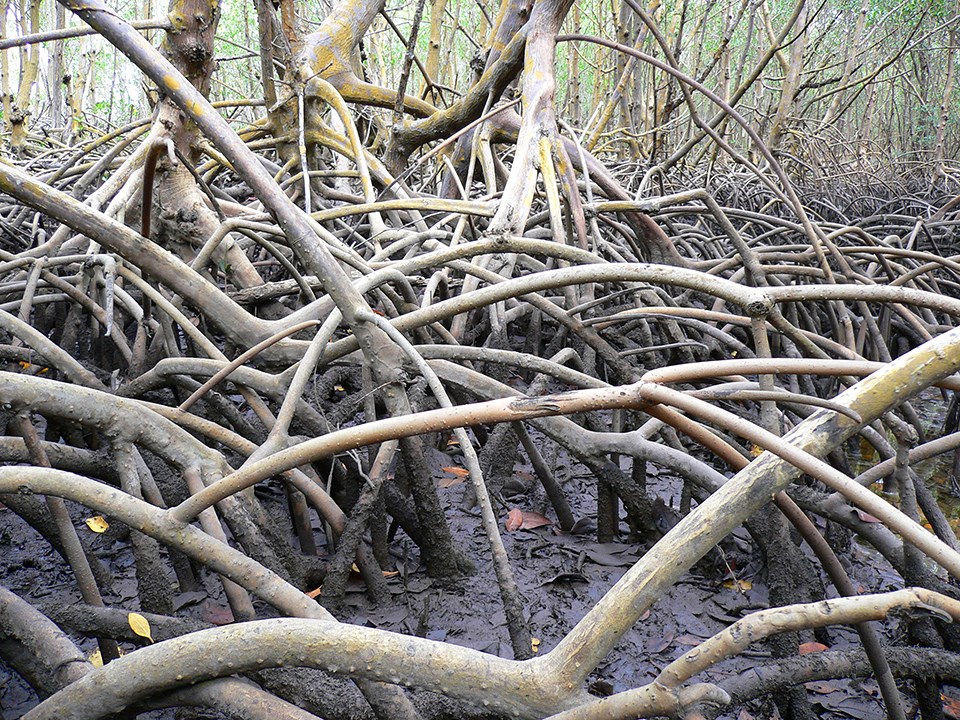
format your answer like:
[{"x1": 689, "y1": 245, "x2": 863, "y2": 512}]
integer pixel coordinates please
[{"x1": 3, "y1": 0, "x2": 960, "y2": 718}]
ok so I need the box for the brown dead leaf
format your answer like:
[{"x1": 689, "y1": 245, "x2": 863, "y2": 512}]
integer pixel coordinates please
[
  {"x1": 646, "y1": 631, "x2": 675, "y2": 654},
  {"x1": 306, "y1": 586, "x2": 322, "y2": 598},
  {"x1": 518, "y1": 511, "x2": 552, "y2": 530},
  {"x1": 943, "y1": 693, "x2": 960, "y2": 719},
  {"x1": 504, "y1": 509, "x2": 552, "y2": 531},
  {"x1": 201, "y1": 602, "x2": 235, "y2": 625},
  {"x1": 439, "y1": 466, "x2": 469, "y2": 488},
  {"x1": 798, "y1": 641, "x2": 830, "y2": 654},
  {"x1": 855, "y1": 509, "x2": 881, "y2": 523}
]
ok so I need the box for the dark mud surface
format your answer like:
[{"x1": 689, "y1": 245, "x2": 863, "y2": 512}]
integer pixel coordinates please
[{"x1": 0, "y1": 440, "x2": 953, "y2": 719}]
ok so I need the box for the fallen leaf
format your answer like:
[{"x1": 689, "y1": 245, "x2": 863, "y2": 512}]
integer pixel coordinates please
[
  {"x1": 518, "y1": 511, "x2": 552, "y2": 530},
  {"x1": 799, "y1": 641, "x2": 830, "y2": 654},
  {"x1": 127, "y1": 612, "x2": 154, "y2": 643},
  {"x1": 537, "y1": 572, "x2": 589, "y2": 587},
  {"x1": 201, "y1": 602, "x2": 234, "y2": 625},
  {"x1": 646, "y1": 632, "x2": 675, "y2": 654},
  {"x1": 569, "y1": 518, "x2": 596, "y2": 535},
  {"x1": 85, "y1": 516, "x2": 109, "y2": 533},
  {"x1": 438, "y1": 465, "x2": 469, "y2": 488},
  {"x1": 749, "y1": 444, "x2": 764, "y2": 457},
  {"x1": 172, "y1": 590, "x2": 207, "y2": 611},
  {"x1": 722, "y1": 579, "x2": 752, "y2": 592},
  {"x1": 805, "y1": 681, "x2": 838, "y2": 694},
  {"x1": 20, "y1": 362, "x2": 47, "y2": 374},
  {"x1": 855, "y1": 509, "x2": 881, "y2": 523},
  {"x1": 531, "y1": 637, "x2": 541, "y2": 653},
  {"x1": 89, "y1": 649, "x2": 103, "y2": 668},
  {"x1": 505, "y1": 508, "x2": 523, "y2": 531},
  {"x1": 306, "y1": 586, "x2": 322, "y2": 598},
  {"x1": 584, "y1": 547, "x2": 640, "y2": 567},
  {"x1": 942, "y1": 693, "x2": 960, "y2": 718}
]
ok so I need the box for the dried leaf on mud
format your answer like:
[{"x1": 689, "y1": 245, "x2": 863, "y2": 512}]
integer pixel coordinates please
[
  {"x1": 128, "y1": 612, "x2": 154, "y2": 643},
  {"x1": 505, "y1": 508, "x2": 553, "y2": 531},
  {"x1": 439, "y1": 466, "x2": 468, "y2": 488},
  {"x1": 505, "y1": 508, "x2": 523, "y2": 531},
  {"x1": 942, "y1": 693, "x2": 960, "y2": 718},
  {"x1": 85, "y1": 515, "x2": 109, "y2": 533}
]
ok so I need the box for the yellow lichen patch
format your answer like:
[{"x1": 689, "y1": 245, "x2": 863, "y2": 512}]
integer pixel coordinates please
[
  {"x1": 186, "y1": 99, "x2": 203, "y2": 117},
  {"x1": 162, "y1": 76, "x2": 181, "y2": 92}
]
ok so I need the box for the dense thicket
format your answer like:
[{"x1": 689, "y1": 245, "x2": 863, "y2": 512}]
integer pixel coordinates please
[{"x1": 4, "y1": 0, "x2": 960, "y2": 719}]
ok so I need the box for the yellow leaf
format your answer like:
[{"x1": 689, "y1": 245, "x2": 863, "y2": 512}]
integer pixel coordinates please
[
  {"x1": 722, "y1": 579, "x2": 752, "y2": 592},
  {"x1": 89, "y1": 649, "x2": 103, "y2": 668},
  {"x1": 85, "y1": 515, "x2": 109, "y2": 533},
  {"x1": 128, "y1": 612, "x2": 154, "y2": 643},
  {"x1": 531, "y1": 637, "x2": 541, "y2": 654},
  {"x1": 749, "y1": 445, "x2": 763, "y2": 457}
]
